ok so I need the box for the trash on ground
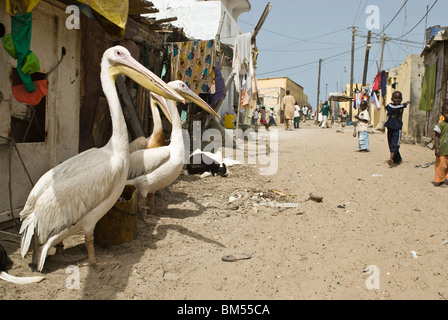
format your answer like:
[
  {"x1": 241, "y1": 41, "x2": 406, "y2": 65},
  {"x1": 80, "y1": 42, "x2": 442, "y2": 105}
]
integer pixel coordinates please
[
  {"x1": 415, "y1": 161, "x2": 435, "y2": 168},
  {"x1": 222, "y1": 253, "x2": 252, "y2": 262}
]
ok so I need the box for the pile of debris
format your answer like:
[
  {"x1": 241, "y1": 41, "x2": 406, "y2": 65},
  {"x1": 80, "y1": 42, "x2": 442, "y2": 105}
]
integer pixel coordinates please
[{"x1": 225, "y1": 188, "x2": 298, "y2": 212}]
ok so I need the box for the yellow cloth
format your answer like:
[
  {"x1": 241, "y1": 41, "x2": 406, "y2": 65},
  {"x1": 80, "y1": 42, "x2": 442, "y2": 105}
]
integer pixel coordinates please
[
  {"x1": 78, "y1": 0, "x2": 129, "y2": 37},
  {"x1": 5, "y1": 0, "x2": 40, "y2": 15}
]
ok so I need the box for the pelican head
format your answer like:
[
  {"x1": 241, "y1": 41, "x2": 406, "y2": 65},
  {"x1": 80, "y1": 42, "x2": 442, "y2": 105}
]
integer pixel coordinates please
[
  {"x1": 169, "y1": 80, "x2": 221, "y2": 120},
  {"x1": 103, "y1": 46, "x2": 185, "y2": 104}
]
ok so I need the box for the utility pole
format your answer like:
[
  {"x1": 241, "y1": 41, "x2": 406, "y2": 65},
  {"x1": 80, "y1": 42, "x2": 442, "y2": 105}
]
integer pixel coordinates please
[
  {"x1": 349, "y1": 26, "x2": 356, "y2": 121},
  {"x1": 379, "y1": 32, "x2": 386, "y2": 72},
  {"x1": 362, "y1": 30, "x2": 372, "y2": 87},
  {"x1": 316, "y1": 58, "x2": 322, "y2": 119}
]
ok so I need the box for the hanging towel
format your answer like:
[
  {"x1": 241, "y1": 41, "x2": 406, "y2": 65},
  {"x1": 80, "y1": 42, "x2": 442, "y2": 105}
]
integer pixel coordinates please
[
  {"x1": 419, "y1": 62, "x2": 437, "y2": 112},
  {"x1": 11, "y1": 12, "x2": 35, "y2": 92},
  {"x1": 233, "y1": 33, "x2": 253, "y2": 94}
]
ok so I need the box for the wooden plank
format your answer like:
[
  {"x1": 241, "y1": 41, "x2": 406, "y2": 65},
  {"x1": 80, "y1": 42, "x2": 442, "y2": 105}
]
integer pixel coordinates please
[{"x1": 116, "y1": 76, "x2": 146, "y2": 139}]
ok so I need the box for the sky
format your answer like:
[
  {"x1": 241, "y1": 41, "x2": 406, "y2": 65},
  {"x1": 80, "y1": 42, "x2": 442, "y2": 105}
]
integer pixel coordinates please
[{"x1": 239, "y1": 0, "x2": 447, "y2": 109}]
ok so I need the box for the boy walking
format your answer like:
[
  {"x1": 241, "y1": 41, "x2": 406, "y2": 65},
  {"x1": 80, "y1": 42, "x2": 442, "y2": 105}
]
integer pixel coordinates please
[
  {"x1": 385, "y1": 91, "x2": 410, "y2": 166},
  {"x1": 434, "y1": 101, "x2": 448, "y2": 187},
  {"x1": 355, "y1": 100, "x2": 370, "y2": 152}
]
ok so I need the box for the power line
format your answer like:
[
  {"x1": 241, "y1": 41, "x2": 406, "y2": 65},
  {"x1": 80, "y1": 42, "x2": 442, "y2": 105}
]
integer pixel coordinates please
[{"x1": 396, "y1": 0, "x2": 439, "y2": 39}]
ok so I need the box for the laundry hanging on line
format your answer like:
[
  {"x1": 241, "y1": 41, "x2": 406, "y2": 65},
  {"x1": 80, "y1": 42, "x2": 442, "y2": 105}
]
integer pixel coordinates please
[{"x1": 169, "y1": 40, "x2": 216, "y2": 95}]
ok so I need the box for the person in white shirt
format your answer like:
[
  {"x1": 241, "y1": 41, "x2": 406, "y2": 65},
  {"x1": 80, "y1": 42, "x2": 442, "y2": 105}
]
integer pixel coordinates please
[
  {"x1": 302, "y1": 106, "x2": 308, "y2": 122},
  {"x1": 355, "y1": 100, "x2": 370, "y2": 152},
  {"x1": 294, "y1": 103, "x2": 301, "y2": 129}
]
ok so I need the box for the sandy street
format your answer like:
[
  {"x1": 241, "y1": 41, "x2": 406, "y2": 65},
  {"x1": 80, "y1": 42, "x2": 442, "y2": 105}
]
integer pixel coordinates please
[{"x1": 1, "y1": 121, "x2": 447, "y2": 300}]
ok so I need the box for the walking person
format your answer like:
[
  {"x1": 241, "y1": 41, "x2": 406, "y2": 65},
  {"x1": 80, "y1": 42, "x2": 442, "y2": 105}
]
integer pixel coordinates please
[
  {"x1": 259, "y1": 106, "x2": 270, "y2": 130},
  {"x1": 294, "y1": 102, "x2": 301, "y2": 129},
  {"x1": 355, "y1": 100, "x2": 370, "y2": 152},
  {"x1": 320, "y1": 101, "x2": 330, "y2": 128},
  {"x1": 281, "y1": 90, "x2": 295, "y2": 130},
  {"x1": 433, "y1": 101, "x2": 448, "y2": 187},
  {"x1": 252, "y1": 106, "x2": 259, "y2": 126},
  {"x1": 269, "y1": 107, "x2": 277, "y2": 126},
  {"x1": 385, "y1": 91, "x2": 411, "y2": 167}
]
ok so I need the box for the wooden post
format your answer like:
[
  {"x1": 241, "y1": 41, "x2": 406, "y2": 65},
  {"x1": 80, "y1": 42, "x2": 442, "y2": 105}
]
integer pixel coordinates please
[
  {"x1": 116, "y1": 75, "x2": 146, "y2": 139},
  {"x1": 349, "y1": 26, "x2": 356, "y2": 122},
  {"x1": 362, "y1": 31, "x2": 372, "y2": 87}
]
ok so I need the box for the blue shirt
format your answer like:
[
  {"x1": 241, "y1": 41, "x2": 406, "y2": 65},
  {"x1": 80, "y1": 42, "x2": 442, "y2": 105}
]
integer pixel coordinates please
[{"x1": 385, "y1": 103, "x2": 407, "y2": 130}]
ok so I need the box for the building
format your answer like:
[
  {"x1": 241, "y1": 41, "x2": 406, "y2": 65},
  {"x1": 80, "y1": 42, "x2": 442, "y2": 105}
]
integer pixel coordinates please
[
  {"x1": 257, "y1": 77, "x2": 308, "y2": 122},
  {"x1": 420, "y1": 28, "x2": 448, "y2": 139}
]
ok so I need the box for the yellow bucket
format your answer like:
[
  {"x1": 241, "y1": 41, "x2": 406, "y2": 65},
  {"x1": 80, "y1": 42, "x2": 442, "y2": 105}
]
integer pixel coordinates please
[
  {"x1": 224, "y1": 114, "x2": 235, "y2": 129},
  {"x1": 94, "y1": 185, "x2": 138, "y2": 247}
]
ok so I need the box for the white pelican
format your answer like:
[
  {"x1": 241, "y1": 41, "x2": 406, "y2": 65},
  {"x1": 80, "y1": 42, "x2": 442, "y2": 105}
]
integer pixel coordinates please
[
  {"x1": 127, "y1": 80, "x2": 221, "y2": 220},
  {"x1": 128, "y1": 95, "x2": 168, "y2": 154},
  {"x1": 19, "y1": 46, "x2": 185, "y2": 272}
]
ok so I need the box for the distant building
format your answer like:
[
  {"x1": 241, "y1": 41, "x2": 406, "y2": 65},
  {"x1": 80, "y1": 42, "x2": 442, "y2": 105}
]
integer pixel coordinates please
[{"x1": 257, "y1": 77, "x2": 308, "y2": 123}]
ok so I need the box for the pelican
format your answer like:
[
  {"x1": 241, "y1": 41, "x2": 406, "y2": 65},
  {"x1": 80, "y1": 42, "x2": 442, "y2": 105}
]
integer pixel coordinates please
[
  {"x1": 128, "y1": 94, "x2": 168, "y2": 154},
  {"x1": 127, "y1": 80, "x2": 221, "y2": 220},
  {"x1": 19, "y1": 46, "x2": 185, "y2": 272}
]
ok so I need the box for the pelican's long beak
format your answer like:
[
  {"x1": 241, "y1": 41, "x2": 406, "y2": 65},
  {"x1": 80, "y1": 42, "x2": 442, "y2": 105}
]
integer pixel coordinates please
[
  {"x1": 112, "y1": 55, "x2": 185, "y2": 104},
  {"x1": 177, "y1": 86, "x2": 221, "y2": 120},
  {"x1": 150, "y1": 92, "x2": 172, "y2": 123}
]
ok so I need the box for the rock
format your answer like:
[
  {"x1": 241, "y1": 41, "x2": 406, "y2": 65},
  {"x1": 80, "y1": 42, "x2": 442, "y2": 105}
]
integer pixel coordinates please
[{"x1": 309, "y1": 193, "x2": 323, "y2": 203}]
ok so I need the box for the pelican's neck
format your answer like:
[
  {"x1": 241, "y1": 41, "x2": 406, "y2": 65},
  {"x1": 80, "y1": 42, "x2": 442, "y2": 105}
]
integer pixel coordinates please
[
  {"x1": 151, "y1": 101, "x2": 162, "y2": 134},
  {"x1": 167, "y1": 100, "x2": 183, "y2": 145},
  {"x1": 101, "y1": 67, "x2": 129, "y2": 154}
]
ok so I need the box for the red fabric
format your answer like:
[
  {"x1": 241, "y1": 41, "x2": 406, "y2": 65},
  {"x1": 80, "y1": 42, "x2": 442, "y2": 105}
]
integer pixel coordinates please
[
  {"x1": 12, "y1": 79, "x2": 48, "y2": 106},
  {"x1": 373, "y1": 73, "x2": 381, "y2": 91}
]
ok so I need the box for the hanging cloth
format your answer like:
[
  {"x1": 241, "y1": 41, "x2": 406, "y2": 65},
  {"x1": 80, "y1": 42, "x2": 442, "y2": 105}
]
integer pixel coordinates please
[
  {"x1": 380, "y1": 70, "x2": 387, "y2": 96},
  {"x1": 210, "y1": 61, "x2": 226, "y2": 106},
  {"x1": 12, "y1": 79, "x2": 48, "y2": 105},
  {"x1": 170, "y1": 40, "x2": 216, "y2": 95},
  {"x1": 373, "y1": 72, "x2": 381, "y2": 91},
  {"x1": 11, "y1": 12, "x2": 35, "y2": 92},
  {"x1": 77, "y1": 0, "x2": 129, "y2": 38},
  {"x1": 419, "y1": 62, "x2": 437, "y2": 112},
  {"x1": 5, "y1": 0, "x2": 40, "y2": 15},
  {"x1": 233, "y1": 33, "x2": 253, "y2": 94}
]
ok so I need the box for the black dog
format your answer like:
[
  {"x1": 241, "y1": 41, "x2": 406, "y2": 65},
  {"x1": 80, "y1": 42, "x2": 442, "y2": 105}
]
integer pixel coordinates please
[
  {"x1": 186, "y1": 154, "x2": 228, "y2": 177},
  {"x1": 0, "y1": 244, "x2": 13, "y2": 272}
]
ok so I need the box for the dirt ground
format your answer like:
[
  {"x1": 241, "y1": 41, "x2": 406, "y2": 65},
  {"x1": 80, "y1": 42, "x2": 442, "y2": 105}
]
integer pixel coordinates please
[{"x1": 1, "y1": 120, "x2": 447, "y2": 300}]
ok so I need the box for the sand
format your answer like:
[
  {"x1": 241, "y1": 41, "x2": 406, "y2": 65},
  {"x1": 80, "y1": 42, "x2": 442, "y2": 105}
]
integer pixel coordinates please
[{"x1": 1, "y1": 121, "x2": 447, "y2": 300}]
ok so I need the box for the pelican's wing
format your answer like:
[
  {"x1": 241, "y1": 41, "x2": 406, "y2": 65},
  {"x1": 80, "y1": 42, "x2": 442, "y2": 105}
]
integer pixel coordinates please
[
  {"x1": 19, "y1": 148, "x2": 99, "y2": 221},
  {"x1": 21, "y1": 149, "x2": 126, "y2": 246},
  {"x1": 127, "y1": 147, "x2": 170, "y2": 180}
]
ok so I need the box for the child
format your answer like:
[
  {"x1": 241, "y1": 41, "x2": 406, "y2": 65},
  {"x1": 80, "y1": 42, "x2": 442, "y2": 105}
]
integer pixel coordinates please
[
  {"x1": 384, "y1": 91, "x2": 411, "y2": 166},
  {"x1": 355, "y1": 100, "x2": 370, "y2": 152},
  {"x1": 434, "y1": 101, "x2": 448, "y2": 187}
]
